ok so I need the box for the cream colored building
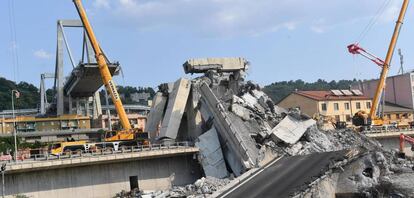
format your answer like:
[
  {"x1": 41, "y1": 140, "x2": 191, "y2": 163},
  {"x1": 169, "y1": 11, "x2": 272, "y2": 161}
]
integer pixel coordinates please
[{"x1": 277, "y1": 90, "x2": 372, "y2": 123}]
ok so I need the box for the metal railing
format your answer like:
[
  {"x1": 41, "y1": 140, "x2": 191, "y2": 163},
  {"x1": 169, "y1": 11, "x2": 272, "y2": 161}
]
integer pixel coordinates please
[
  {"x1": 5, "y1": 141, "x2": 193, "y2": 164},
  {"x1": 362, "y1": 125, "x2": 414, "y2": 134}
]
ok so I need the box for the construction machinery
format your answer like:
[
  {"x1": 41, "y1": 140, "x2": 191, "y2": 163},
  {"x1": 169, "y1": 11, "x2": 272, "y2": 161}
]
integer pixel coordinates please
[
  {"x1": 347, "y1": 0, "x2": 409, "y2": 127},
  {"x1": 399, "y1": 133, "x2": 414, "y2": 157},
  {"x1": 47, "y1": 0, "x2": 149, "y2": 154},
  {"x1": 44, "y1": 0, "x2": 149, "y2": 154},
  {"x1": 49, "y1": 140, "x2": 123, "y2": 155},
  {"x1": 72, "y1": 0, "x2": 148, "y2": 143}
]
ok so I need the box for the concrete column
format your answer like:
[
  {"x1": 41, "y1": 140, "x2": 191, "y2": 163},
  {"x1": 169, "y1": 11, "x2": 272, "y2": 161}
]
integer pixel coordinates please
[
  {"x1": 146, "y1": 92, "x2": 168, "y2": 140},
  {"x1": 76, "y1": 99, "x2": 80, "y2": 115},
  {"x1": 85, "y1": 98, "x2": 90, "y2": 116},
  {"x1": 93, "y1": 91, "x2": 102, "y2": 119},
  {"x1": 159, "y1": 78, "x2": 191, "y2": 140},
  {"x1": 55, "y1": 21, "x2": 65, "y2": 116},
  {"x1": 68, "y1": 96, "x2": 73, "y2": 114}
]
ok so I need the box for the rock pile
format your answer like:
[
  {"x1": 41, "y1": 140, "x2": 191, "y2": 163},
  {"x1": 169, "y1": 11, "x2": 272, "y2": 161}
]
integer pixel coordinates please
[
  {"x1": 142, "y1": 57, "x2": 414, "y2": 197},
  {"x1": 138, "y1": 177, "x2": 231, "y2": 198}
]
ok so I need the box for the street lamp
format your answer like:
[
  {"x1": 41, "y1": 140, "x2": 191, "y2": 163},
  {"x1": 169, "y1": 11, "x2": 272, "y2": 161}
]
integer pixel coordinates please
[{"x1": 11, "y1": 90, "x2": 19, "y2": 162}]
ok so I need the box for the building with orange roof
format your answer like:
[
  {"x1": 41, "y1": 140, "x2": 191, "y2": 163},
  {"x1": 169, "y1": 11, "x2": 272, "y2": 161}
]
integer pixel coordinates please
[{"x1": 277, "y1": 90, "x2": 372, "y2": 124}]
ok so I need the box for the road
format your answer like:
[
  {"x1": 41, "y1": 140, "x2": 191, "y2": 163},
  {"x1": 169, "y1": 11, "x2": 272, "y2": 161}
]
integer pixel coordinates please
[{"x1": 222, "y1": 150, "x2": 348, "y2": 198}]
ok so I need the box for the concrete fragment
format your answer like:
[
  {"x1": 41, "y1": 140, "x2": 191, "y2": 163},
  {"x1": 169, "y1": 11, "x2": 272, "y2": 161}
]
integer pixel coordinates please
[
  {"x1": 270, "y1": 115, "x2": 316, "y2": 144},
  {"x1": 145, "y1": 92, "x2": 168, "y2": 140},
  {"x1": 230, "y1": 104, "x2": 251, "y2": 121},
  {"x1": 198, "y1": 82, "x2": 258, "y2": 175},
  {"x1": 241, "y1": 93, "x2": 258, "y2": 108},
  {"x1": 274, "y1": 105, "x2": 288, "y2": 114},
  {"x1": 160, "y1": 78, "x2": 191, "y2": 139},
  {"x1": 184, "y1": 89, "x2": 203, "y2": 140},
  {"x1": 195, "y1": 127, "x2": 229, "y2": 179},
  {"x1": 183, "y1": 57, "x2": 248, "y2": 74}
]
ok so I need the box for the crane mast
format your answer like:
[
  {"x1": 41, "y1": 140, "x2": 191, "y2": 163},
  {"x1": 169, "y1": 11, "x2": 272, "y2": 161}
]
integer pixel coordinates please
[
  {"x1": 370, "y1": 0, "x2": 409, "y2": 120},
  {"x1": 348, "y1": 0, "x2": 409, "y2": 122},
  {"x1": 73, "y1": 0, "x2": 131, "y2": 130}
]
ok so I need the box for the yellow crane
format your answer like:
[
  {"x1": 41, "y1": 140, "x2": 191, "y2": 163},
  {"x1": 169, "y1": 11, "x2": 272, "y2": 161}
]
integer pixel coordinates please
[
  {"x1": 347, "y1": 0, "x2": 409, "y2": 127},
  {"x1": 73, "y1": 0, "x2": 146, "y2": 142}
]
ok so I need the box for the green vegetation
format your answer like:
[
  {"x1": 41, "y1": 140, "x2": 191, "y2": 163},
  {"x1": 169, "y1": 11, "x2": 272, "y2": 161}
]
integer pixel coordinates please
[
  {"x1": 0, "y1": 76, "x2": 156, "y2": 111},
  {"x1": 263, "y1": 79, "x2": 361, "y2": 104},
  {"x1": 0, "y1": 136, "x2": 46, "y2": 154},
  {"x1": 0, "y1": 76, "x2": 362, "y2": 110},
  {"x1": 0, "y1": 77, "x2": 40, "y2": 111},
  {"x1": 100, "y1": 86, "x2": 156, "y2": 105}
]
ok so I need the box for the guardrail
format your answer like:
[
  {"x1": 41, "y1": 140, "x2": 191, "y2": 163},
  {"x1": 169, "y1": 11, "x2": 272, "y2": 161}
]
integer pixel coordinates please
[
  {"x1": 4, "y1": 141, "x2": 193, "y2": 164},
  {"x1": 362, "y1": 126, "x2": 414, "y2": 134}
]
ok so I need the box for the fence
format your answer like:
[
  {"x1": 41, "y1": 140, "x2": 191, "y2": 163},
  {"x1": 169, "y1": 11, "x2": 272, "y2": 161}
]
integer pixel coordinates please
[
  {"x1": 5, "y1": 141, "x2": 193, "y2": 164},
  {"x1": 362, "y1": 125, "x2": 414, "y2": 134}
]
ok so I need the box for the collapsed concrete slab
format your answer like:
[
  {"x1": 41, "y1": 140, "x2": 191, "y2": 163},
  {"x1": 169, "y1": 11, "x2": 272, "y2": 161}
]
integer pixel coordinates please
[
  {"x1": 183, "y1": 57, "x2": 248, "y2": 74},
  {"x1": 159, "y1": 78, "x2": 191, "y2": 139},
  {"x1": 195, "y1": 127, "x2": 229, "y2": 179},
  {"x1": 184, "y1": 92, "x2": 204, "y2": 141},
  {"x1": 198, "y1": 82, "x2": 258, "y2": 176},
  {"x1": 270, "y1": 115, "x2": 316, "y2": 144},
  {"x1": 145, "y1": 92, "x2": 168, "y2": 140}
]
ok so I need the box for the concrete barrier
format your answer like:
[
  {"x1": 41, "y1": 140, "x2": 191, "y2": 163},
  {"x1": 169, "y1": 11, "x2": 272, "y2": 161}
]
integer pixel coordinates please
[{"x1": 2, "y1": 148, "x2": 201, "y2": 198}]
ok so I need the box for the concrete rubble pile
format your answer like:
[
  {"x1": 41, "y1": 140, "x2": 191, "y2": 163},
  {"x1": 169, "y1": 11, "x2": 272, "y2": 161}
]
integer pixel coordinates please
[
  {"x1": 142, "y1": 57, "x2": 414, "y2": 197},
  {"x1": 300, "y1": 147, "x2": 414, "y2": 197},
  {"x1": 141, "y1": 177, "x2": 231, "y2": 198}
]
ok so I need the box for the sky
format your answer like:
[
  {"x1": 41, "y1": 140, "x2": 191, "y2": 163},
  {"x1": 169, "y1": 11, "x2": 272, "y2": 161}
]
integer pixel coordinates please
[{"x1": 0, "y1": 0, "x2": 414, "y2": 90}]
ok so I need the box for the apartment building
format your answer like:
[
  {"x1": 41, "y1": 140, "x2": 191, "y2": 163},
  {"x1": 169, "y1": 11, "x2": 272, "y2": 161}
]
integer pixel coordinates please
[{"x1": 277, "y1": 90, "x2": 372, "y2": 123}]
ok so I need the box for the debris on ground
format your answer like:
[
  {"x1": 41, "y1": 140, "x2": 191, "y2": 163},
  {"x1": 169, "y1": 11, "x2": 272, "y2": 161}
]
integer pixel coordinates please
[
  {"x1": 141, "y1": 57, "x2": 414, "y2": 197},
  {"x1": 135, "y1": 177, "x2": 232, "y2": 198}
]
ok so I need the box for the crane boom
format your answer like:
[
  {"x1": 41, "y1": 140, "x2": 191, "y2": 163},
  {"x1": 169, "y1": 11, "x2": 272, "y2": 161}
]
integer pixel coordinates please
[
  {"x1": 370, "y1": 0, "x2": 409, "y2": 120},
  {"x1": 347, "y1": 44, "x2": 385, "y2": 67},
  {"x1": 73, "y1": 0, "x2": 131, "y2": 130},
  {"x1": 348, "y1": 0, "x2": 409, "y2": 122}
]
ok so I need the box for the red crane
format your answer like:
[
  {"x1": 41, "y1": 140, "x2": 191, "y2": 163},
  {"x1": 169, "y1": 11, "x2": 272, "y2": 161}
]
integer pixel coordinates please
[{"x1": 347, "y1": 44, "x2": 385, "y2": 67}]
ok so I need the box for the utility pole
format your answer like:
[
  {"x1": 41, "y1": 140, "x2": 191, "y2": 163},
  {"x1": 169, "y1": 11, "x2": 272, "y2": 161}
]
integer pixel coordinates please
[
  {"x1": 11, "y1": 90, "x2": 19, "y2": 162},
  {"x1": 1, "y1": 163, "x2": 5, "y2": 198},
  {"x1": 398, "y1": 48, "x2": 404, "y2": 75}
]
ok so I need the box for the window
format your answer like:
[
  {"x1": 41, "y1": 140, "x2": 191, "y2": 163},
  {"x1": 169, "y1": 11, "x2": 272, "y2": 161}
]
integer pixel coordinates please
[
  {"x1": 334, "y1": 103, "x2": 339, "y2": 111},
  {"x1": 356, "y1": 102, "x2": 361, "y2": 109},
  {"x1": 366, "y1": 102, "x2": 371, "y2": 109},
  {"x1": 396, "y1": 114, "x2": 400, "y2": 119},
  {"x1": 403, "y1": 113, "x2": 408, "y2": 118},
  {"x1": 321, "y1": 103, "x2": 327, "y2": 111},
  {"x1": 335, "y1": 115, "x2": 340, "y2": 122},
  {"x1": 346, "y1": 115, "x2": 352, "y2": 122},
  {"x1": 344, "y1": 103, "x2": 350, "y2": 110}
]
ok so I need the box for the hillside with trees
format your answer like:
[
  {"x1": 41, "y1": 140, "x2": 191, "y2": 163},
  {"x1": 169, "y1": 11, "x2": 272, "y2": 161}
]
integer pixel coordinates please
[
  {"x1": 99, "y1": 86, "x2": 156, "y2": 105},
  {"x1": 263, "y1": 79, "x2": 361, "y2": 104},
  {"x1": 0, "y1": 76, "x2": 156, "y2": 111},
  {"x1": 0, "y1": 76, "x2": 362, "y2": 110},
  {"x1": 0, "y1": 77, "x2": 40, "y2": 111}
]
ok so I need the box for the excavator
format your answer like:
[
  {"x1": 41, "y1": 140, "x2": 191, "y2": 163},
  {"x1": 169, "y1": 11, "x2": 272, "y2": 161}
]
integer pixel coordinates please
[
  {"x1": 347, "y1": 0, "x2": 409, "y2": 128},
  {"x1": 50, "y1": 0, "x2": 148, "y2": 155},
  {"x1": 399, "y1": 133, "x2": 414, "y2": 158}
]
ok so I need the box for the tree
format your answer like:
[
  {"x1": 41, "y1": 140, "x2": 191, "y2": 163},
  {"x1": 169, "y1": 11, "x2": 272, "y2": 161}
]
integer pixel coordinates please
[
  {"x1": 0, "y1": 77, "x2": 40, "y2": 110},
  {"x1": 263, "y1": 79, "x2": 361, "y2": 104},
  {"x1": 99, "y1": 86, "x2": 156, "y2": 105}
]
